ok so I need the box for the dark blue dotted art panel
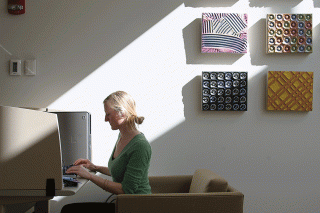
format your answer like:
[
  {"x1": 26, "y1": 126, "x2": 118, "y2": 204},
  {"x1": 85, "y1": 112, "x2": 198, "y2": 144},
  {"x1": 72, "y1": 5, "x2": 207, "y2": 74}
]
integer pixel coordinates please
[{"x1": 202, "y1": 72, "x2": 248, "y2": 111}]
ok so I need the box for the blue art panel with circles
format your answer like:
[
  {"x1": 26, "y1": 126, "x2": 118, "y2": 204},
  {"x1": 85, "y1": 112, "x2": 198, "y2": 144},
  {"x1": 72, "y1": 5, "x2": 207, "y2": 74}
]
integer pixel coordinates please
[{"x1": 202, "y1": 72, "x2": 248, "y2": 111}]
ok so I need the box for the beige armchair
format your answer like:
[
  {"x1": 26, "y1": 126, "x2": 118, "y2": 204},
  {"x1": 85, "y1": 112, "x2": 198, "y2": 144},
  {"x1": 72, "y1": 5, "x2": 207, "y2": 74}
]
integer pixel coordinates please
[{"x1": 116, "y1": 169, "x2": 244, "y2": 213}]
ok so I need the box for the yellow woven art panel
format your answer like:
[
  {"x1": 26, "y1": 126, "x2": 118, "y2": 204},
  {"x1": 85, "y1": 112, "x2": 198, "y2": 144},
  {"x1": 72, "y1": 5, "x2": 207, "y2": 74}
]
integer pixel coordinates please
[{"x1": 267, "y1": 71, "x2": 313, "y2": 111}]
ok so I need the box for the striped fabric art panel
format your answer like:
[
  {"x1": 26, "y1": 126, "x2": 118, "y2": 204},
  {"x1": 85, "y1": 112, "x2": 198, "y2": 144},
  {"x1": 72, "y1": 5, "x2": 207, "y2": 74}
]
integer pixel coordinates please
[{"x1": 202, "y1": 13, "x2": 248, "y2": 53}]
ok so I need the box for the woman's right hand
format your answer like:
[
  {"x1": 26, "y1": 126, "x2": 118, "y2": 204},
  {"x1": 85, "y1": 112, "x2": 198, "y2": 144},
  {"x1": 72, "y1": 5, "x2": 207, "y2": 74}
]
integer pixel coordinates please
[{"x1": 74, "y1": 159, "x2": 98, "y2": 172}]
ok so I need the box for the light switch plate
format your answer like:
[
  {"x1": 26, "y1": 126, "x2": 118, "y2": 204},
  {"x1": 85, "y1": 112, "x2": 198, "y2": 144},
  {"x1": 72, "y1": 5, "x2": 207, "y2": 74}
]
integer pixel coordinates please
[
  {"x1": 25, "y1": 60, "x2": 36, "y2": 76},
  {"x1": 10, "y1": 60, "x2": 22, "y2": 76}
]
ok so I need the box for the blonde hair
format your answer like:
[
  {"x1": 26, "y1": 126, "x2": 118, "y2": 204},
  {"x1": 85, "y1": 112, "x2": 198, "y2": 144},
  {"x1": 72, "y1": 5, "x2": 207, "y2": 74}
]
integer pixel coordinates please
[{"x1": 103, "y1": 91, "x2": 144, "y2": 130}]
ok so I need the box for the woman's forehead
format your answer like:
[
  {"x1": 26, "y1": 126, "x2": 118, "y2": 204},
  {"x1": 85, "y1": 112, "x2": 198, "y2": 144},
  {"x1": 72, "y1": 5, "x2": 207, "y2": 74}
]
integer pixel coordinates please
[{"x1": 104, "y1": 102, "x2": 112, "y2": 111}]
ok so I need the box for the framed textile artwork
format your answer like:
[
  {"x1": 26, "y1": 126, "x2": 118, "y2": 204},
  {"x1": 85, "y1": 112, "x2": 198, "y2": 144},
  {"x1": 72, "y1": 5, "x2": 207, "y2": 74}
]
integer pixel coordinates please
[
  {"x1": 202, "y1": 72, "x2": 248, "y2": 111},
  {"x1": 201, "y1": 13, "x2": 248, "y2": 53},
  {"x1": 266, "y1": 14, "x2": 312, "y2": 53},
  {"x1": 267, "y1": 71, "x2": 313, "y2": 111}
]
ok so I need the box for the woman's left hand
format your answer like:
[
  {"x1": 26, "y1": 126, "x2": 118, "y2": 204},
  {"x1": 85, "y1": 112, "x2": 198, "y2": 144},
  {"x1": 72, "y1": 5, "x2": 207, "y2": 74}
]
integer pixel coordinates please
[{"x1": 66, "y1": 165, "x2": 92, "y2": 180}]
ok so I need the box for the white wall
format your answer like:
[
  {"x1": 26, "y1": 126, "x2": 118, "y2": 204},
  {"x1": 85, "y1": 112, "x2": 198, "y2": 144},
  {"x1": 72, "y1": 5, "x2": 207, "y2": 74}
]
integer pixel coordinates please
[{"x1": 1, "y1": 0, "x2": 320, "y2": 212}]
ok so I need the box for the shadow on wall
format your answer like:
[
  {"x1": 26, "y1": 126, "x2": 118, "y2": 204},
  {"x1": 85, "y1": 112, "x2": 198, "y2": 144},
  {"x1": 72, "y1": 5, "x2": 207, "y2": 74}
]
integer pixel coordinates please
[
  {"x1": 183, "y1": 18, "x2": 244, "y2": 64},
  {"x1": 0, "y1": 1, "x2": 184, "y2": 107},
  {"x1": 184, "y1": 0, "x2": 238, "y2": 7},
  {"x1": 314, "y1": 0, "x2": 320, "y2": 7},
  {"x1": 149, "y1": 75, "x2": 250, "y2": 177},
  {"x1": 312, "y1": 23, "x2": 320, "y2": 68},
  {"x1": 249, "y1": 0, "x2": 302, "y2": 8},
  {"x1": 0, "y1": 0, "x2": 247, "y2": 108}
]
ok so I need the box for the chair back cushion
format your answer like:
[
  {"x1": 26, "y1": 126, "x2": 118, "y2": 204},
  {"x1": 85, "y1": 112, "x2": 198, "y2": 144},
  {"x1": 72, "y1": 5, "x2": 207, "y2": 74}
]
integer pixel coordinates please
[{"x1": 189, "y1": 169, "x2": 228, "y2": 193}]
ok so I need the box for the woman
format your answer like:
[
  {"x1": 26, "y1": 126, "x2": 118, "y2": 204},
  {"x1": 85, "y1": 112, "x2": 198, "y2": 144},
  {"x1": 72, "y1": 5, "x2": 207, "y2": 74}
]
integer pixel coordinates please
[{"x1": 61, "y1": 91, "x2": 152, "y2": 212}]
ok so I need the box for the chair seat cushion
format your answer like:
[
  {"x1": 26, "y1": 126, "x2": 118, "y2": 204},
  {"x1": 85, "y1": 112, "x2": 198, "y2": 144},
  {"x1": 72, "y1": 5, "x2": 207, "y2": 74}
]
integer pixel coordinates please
[{"x1": 189, "y1": 169, "x2": 228, "y2": 193}]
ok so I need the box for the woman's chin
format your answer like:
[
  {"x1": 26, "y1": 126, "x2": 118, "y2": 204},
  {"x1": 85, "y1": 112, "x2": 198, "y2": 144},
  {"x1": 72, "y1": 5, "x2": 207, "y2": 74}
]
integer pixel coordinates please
[{"x1": 111, "y1": 126, "x2": 118, "y2": 130}]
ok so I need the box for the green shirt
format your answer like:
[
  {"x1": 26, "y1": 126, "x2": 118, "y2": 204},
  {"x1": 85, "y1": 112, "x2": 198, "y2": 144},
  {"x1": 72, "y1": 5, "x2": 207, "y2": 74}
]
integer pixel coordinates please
[{"x1": 108, "y1": 133, "x2": 152, "y2": 194}]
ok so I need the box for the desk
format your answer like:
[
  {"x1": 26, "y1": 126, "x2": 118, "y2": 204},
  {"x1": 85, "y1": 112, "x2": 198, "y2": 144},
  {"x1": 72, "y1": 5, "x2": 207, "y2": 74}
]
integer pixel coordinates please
[{"x1": 0, "y1": 175, "x2": 92, "y2": 213}]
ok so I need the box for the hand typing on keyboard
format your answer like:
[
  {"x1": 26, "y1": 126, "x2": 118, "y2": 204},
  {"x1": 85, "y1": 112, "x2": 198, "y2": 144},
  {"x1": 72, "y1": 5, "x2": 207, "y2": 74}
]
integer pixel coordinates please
[
  {"x1": 66, "y1": 164, "x2": 92, "y2": 180},
  {"x1": 74, "y1": 158, "x2": 98, "y2": 172},
  {"x1": 63, "y1": 164, "x2": 76, "y2": 175}
]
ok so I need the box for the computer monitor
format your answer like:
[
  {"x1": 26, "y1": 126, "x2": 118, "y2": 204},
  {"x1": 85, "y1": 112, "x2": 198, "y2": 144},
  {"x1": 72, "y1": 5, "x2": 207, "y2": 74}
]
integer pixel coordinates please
[{"x1": 49, "y1": 111, "x2": 92, "y2": 166}]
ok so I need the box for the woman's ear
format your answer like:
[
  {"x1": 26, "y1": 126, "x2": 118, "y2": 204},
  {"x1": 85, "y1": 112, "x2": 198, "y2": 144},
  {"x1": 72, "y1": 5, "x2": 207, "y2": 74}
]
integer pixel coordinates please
[{"x1": 118, "y1": 111, "x2": 127, "y2": 119}]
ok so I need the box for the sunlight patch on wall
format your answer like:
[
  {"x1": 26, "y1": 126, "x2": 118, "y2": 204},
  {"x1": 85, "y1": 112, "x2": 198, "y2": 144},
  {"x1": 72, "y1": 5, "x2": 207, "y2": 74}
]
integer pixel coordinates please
[
  {"x1": 0, "y1": 44, "x2": 12, "y2": 56},
  {"x1": 47, "y1": 4, "x2": 194, "y2": 163},
  {"x1": 46, "y1": 1, "x2": 315, "y2": 166}
]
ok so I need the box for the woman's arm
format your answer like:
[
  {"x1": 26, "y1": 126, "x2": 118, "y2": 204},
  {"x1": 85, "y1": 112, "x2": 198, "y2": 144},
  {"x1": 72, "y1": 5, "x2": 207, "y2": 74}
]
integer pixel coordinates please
[
  {"x1": 66, "y1": 165, "x2": 125, "y2": 195},
  {"x1": 94, "y1": 165, "x2": 111, "y2": 176},
  {"x1": 73, "y1": 159, "x2": 111, "y2": 176},
  {"x1": 89, "y1": 173, "x2": 125, "y2": 195}
]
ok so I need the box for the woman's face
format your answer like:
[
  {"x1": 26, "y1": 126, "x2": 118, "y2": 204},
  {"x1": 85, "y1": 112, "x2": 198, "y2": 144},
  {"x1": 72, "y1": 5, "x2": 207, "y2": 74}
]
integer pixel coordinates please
[{"x1": 104, "y1": 102, "x2": 126, "y2": 130}]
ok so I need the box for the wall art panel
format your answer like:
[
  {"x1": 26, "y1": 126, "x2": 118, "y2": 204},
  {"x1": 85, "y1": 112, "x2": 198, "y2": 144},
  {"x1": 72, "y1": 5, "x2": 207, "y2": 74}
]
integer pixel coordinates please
[
  {"x1": 267, "y1": 71, "x2": 313, "y2": 111},
  {"x1": 201, "y1": 13, "x2": 248, "y2": 53},
  {"x1": 202, "y1": 72, "x2": 248, "y2": 111},
  {"x1": 266, "y1": 14, "x2": 312, "y2": 53}
]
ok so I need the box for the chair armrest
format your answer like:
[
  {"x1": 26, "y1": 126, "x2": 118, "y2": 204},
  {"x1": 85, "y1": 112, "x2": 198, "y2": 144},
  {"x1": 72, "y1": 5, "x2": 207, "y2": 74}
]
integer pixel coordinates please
[
  {"x1": 116, "y1": 192, "x2": 244, "y2": 213},
  {"x1": 149, "y1": 175, "x2": 193, "y2": 193},
  {"x1": 227, "y1": 185, "x2": 241, "y2": 192}
]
